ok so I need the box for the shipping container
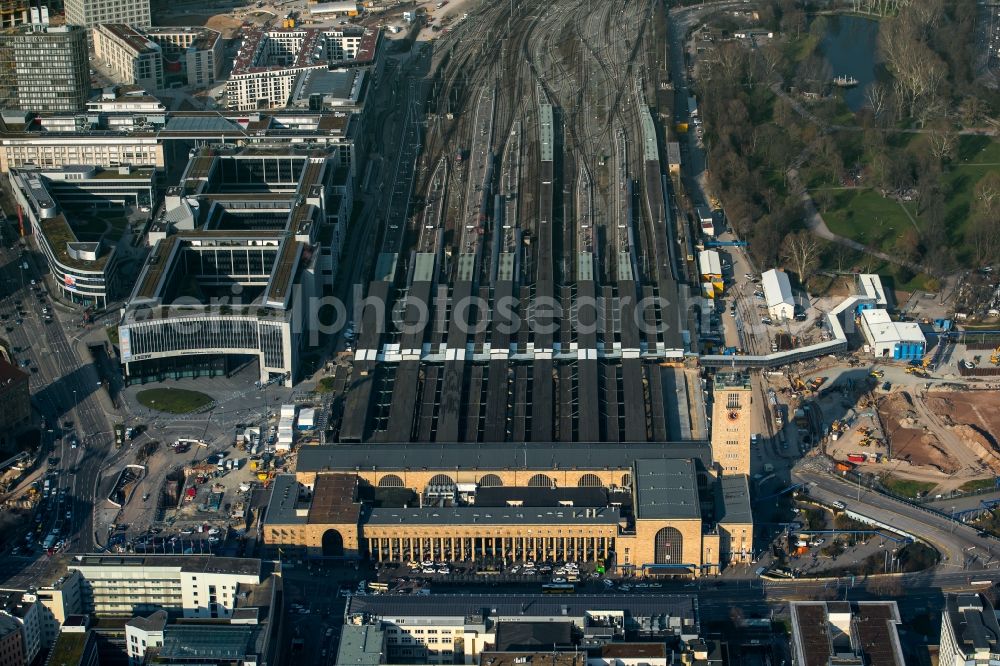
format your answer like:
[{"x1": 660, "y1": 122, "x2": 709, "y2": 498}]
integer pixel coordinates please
[{"x1": 847, "y1": 453, "x2": 866, "y2": 463}]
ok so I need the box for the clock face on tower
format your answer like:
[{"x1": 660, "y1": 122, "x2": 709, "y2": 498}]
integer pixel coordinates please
[{"x1": 727, "y1": 411, "x2": 740, "y2": 422}]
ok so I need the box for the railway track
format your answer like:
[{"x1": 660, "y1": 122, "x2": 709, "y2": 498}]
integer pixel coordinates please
[
  {"x1": 458, "y1": 85, "x2": 496, "y2": 261},
  {"x1": 417, "y1": 157, "x2": 448, "y2": 255},
  {"x1": 406, "y1": 0, "x2": 667, "y2": 295},
  {"x1": 499, "y1": 118, "x2": 522, "y2": 255}
]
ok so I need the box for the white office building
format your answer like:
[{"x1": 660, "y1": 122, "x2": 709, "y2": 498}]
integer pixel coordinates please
[
  {"x1": 761, "y1": 268, "x2": 795, "y2": 320},
  {"x1": 68, "y1": 555, "x2": 262, "y2": 619},
  {"x1": 0, "y1": 591, "x2": 44, "y2": 665},
  {"x1": 125, "y1": 610, "x2": 166, "y2": 666},
  {"x1": 940, "y1": 594, "x2": 1000, "y2": 666}
]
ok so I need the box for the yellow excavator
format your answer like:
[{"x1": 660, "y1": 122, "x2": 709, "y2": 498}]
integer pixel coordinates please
[{"x1": 991, "y1": 345, "x2": 1000, "y2": 366}]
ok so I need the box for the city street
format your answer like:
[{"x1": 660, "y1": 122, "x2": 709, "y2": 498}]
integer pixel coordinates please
[
  {"x1": 0, "y1": 219, "x2": 116, "y2": 554},
  {"x1": 793, "y1": 459, "x2": 1000, "y2": 571}
]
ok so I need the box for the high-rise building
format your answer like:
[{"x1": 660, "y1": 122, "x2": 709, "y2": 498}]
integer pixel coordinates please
[
  {"x1": 710, "y1": 372, "x2": 753, "y2": 476},
  {"x1": 64, "y1": 0, "x2": 149, "y2": 30},
  {"x1": 0, "y1": 24, "x2": 89, "y2": 112}
]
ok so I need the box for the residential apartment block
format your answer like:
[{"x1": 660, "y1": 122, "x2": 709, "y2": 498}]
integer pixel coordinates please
[
  {"x1": 226, "y1": 25, "x2": 380, "y2": 110},
  {"x1": 93, "y1": 24, "x2": 164, "y2": 91},
  {"x1": 144, "y1": 27, "x2": 223, "y2": 87}
]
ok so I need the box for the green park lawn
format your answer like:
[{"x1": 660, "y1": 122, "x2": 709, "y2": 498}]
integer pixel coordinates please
[
  {"x1": 814, "y1": 136, "x2": 1000, "y2": 267},
  {"x1": 819, "y1": 188, "x2": 912, "y2": 250},
  {"x1": 136, "y1": 388, "x2": 213, "y2": 414}
]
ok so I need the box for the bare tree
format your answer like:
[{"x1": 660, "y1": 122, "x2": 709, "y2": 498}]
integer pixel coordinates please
[
  {"x1": 781, "y1": 230, "x2": 823, "y2": 282},
  {"x1": 714, "y1": 42, "x2": 745, "y2": 89},
  {"x1": 973, "y1": 171, "x2": 1000, "y2": 215},
  {"x1": 908, "y1": 0, "x2": 944, "y2": 34},
  {"x1": 759, "y1": 43, "x2": 783, "y2": 83},
  {"x1": 967, "y1": 215, "x2": 1000, "y2": 268},
  {"x1": 879, "y1": 15, "x2": 946, "y2": 120},
  {"x1": 926, "y1": 124, "x2": 957, "y2": 163},
  {"x1": 831, "y1": 243, "x2": 855, "y2": 273},
  {"x1": 959, "y1": 96, "x2": 986, "y2": 127},
  {"x1": 865, "y1": 81, "x2": 889, "y2": 122}
]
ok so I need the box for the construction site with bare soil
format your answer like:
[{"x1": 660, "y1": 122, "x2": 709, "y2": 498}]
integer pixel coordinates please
[{"x1": 829, "y1": 386, "x2": 1000, "y2": 497}]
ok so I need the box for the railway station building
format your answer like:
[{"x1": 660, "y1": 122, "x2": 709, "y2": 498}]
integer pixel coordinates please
[{"x1": 263, "y1": 443, "x2": 753, "y2": 576}]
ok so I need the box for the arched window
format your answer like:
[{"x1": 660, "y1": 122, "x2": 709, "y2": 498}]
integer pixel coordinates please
[
  {"x1": 478, "y1": 474, "x2": 503, "y2": 487},
  {"x1": 527, "y1": 474, "x2": 553, "y2": 488},
  {"x1": 577, "y1": 473, "x2": 603, "y2": 488},
  {"x1": 378, "y1": 474, "x2": 404, "y2": 488},
  {"x1": 428, "y1": 474, "x2": 455, "y2": 486},
  {"x1": 654, "y1": 527, "x2": 683, "y2": 564}
]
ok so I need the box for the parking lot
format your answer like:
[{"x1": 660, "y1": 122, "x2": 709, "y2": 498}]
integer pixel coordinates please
[{"x1": 377, "y1": 558, "x2": 605, "y2": 587}]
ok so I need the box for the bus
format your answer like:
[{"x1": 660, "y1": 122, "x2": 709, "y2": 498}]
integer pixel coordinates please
[
  {"x1": 541, "y1": 583, "x2": 575, "y2": 594},
  {"x1": 367, "y1": 582, "x2": 389, "y2": 592},
  {"x1": 970, "y1": 580, "x2": 994, "y2": 587}
]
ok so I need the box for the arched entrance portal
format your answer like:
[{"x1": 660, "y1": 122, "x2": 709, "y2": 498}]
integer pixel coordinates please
[
  {"x1": 322, "y1": 529, "x2": 344, "y2": 557},
  {"x1": 654, "y1": 527, "x2": 683, "y2": 564}
]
